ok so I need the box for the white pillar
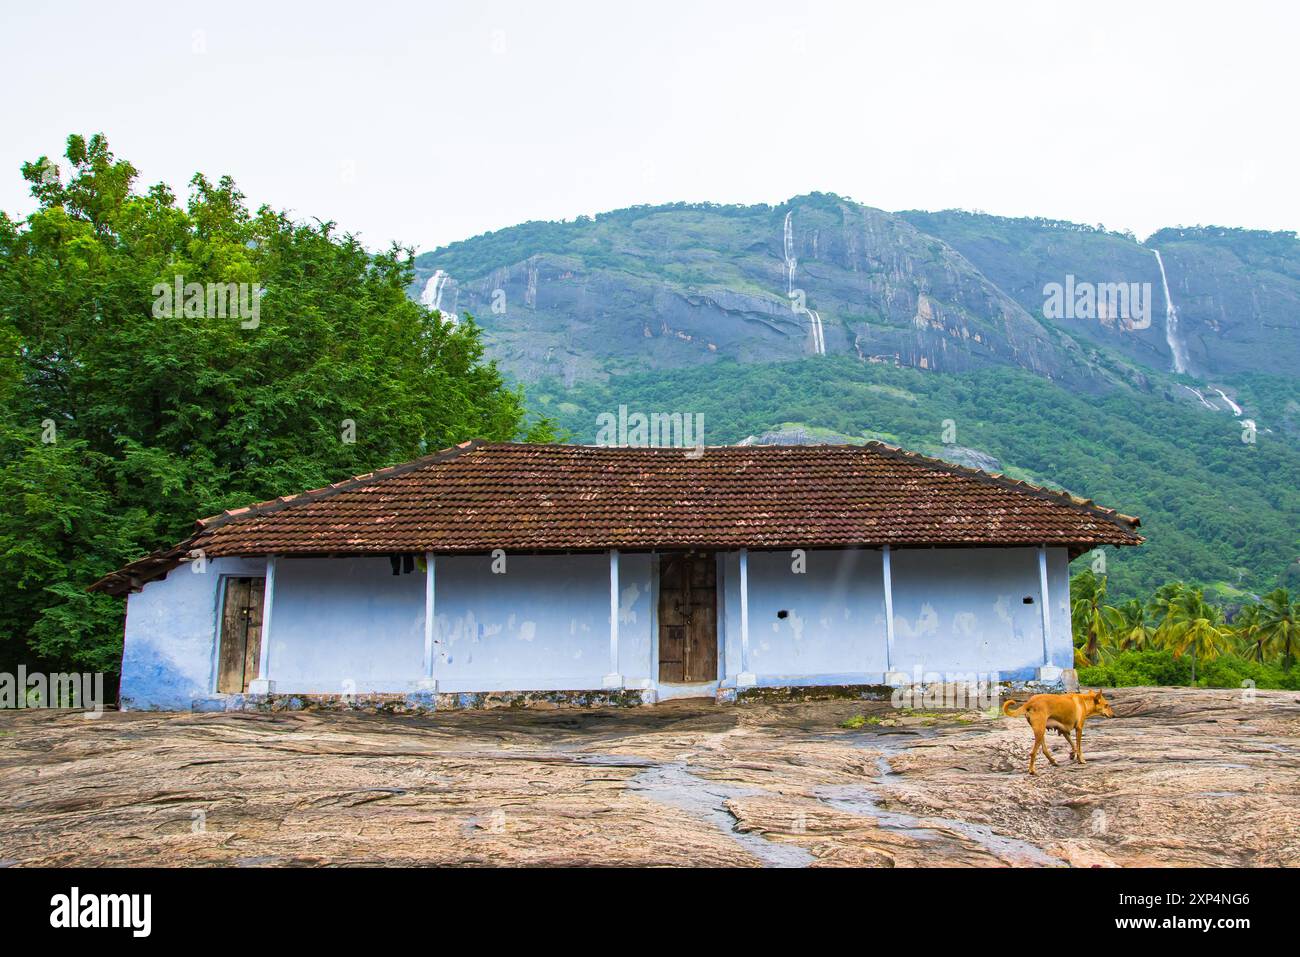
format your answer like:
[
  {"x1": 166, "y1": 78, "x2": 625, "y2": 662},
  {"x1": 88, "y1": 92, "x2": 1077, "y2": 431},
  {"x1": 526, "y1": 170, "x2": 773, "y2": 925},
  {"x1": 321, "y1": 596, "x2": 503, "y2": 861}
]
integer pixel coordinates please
[
  {"x1": 603, "y1": 549, "x2": 623, "y2": 689},
  {"x1": 882, "y1": 545, "x2": 905, "y2": 685},
  {"x1": 1036, "y1": 545, "x2": 1061, "y2": 681},
  {"x1": 420, "y1": 552, "x2": 437, "y2": 690},
  {"x1": 737, "y1": 548, "x2": 755, "y2": 687},
  {"x1": 249, "y1": 556, "x2": 276, "y2": 694}
]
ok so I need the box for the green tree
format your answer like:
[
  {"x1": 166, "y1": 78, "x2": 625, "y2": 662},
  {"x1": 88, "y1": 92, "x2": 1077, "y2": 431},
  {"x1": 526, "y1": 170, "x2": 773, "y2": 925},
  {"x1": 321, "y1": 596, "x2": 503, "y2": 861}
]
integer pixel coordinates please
[
  {"x1": 1071, "y1": 569, "x2": 1118, "y2": 666},
  {"x1": 0, "y1": 133, "x2": 549, "y2": 678},
  {"x1": 1146, "y1": 581, "x2": 1187, "y2": 635},
  {"x1": 1155, "y1": 587, "x2": 1231, "y2": 685},
  {"x1": 1253, "y1": 588, "x2": 1298, "y2": 671},
  {"x1": 1233, "y1": 602, "x2": 1267, "y2": 662},
  {"x1": 1104, "y1": 598, "x2": 1153, "y2": 655}
]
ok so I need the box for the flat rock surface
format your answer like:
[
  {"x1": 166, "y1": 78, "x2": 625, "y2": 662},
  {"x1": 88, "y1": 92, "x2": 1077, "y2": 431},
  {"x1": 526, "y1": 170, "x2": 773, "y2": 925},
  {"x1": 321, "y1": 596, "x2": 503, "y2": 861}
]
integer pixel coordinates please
[{"x1": 0, "y1": 687, "x2": 1296, "y2": 867}]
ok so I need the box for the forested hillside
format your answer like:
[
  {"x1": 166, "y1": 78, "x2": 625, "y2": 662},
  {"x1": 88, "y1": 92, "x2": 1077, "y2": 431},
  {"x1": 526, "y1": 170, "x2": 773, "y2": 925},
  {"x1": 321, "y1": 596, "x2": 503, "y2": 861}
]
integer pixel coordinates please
[
  {"x1": 529, "y1": 358, "x2": 1297, "y2": 603},
  {"x1": 411, "y1": 194, "x2": 1299, "y2": 604}
]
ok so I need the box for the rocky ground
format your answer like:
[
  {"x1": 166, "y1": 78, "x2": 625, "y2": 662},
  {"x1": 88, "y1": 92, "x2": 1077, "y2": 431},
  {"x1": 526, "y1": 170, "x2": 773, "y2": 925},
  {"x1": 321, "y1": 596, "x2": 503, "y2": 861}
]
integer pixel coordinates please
[{"x1": 0, "y1": 687, "x2": 1296, "y2": 867}]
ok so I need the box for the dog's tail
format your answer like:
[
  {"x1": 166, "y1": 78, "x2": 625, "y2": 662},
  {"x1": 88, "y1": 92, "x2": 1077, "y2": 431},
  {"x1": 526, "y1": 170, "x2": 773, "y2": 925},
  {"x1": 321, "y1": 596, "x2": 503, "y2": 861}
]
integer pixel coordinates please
[{"x1": 1001, "y1": 697, "x2": 1029, "y2": 717}]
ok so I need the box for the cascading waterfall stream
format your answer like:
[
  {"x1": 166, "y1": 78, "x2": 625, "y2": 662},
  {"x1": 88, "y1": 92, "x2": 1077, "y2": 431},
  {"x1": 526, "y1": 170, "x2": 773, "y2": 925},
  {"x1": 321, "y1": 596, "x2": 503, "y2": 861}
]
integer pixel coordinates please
[
  {"x1": 783, "y1": 211, "x2": 796, "y2": 295},
  {"x1": 420, "y1": 269, "x2": 456, "y2": 325},
  {"x1": 783, "y1": 211, "x2": 825, "y2": 355},
  {"x1": 1151, "y1": 251, "x2": 1245, "y2": 418},
  {"x1": 1212, "y1": 388, "x2": 1243, "y2": 417},
  {"x1": 1183, "y1": 385, "x2": 1217, "y2": 410},
  {"x1": 1152, "y1": 250, "x2": 1189, "y2": 374}
]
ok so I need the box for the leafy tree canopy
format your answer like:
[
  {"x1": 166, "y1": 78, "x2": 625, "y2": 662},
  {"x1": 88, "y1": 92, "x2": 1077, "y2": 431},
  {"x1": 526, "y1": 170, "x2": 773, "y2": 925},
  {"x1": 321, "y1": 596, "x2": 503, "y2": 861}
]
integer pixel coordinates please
[{"x1": 0, "y1": 133, "x2": 549, "y2": 676}]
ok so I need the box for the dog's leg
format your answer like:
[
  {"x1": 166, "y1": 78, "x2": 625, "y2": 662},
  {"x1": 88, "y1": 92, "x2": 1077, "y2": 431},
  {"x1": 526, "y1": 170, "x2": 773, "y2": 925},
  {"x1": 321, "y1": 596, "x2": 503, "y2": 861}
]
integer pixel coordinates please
[
  {"x1": 1040, "y1": 731, "x2": 1059, "y2": 766},
  {"x1": 1058, "y1": 728, "x2": 1076, "y2": 761},
  {"x1": 1028, "y1": 714, "x2": 1047, "y2": 775},
  {"x1": 1075, "y1": 725, "x2": 1086, "y2": 766}
]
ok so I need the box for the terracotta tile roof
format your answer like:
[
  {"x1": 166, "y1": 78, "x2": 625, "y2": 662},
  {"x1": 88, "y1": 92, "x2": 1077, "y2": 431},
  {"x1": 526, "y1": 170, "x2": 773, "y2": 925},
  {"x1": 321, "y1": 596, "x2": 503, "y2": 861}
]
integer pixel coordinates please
[{"x1": 91, "y1": 441, "x2": 1141, "y2": 594}]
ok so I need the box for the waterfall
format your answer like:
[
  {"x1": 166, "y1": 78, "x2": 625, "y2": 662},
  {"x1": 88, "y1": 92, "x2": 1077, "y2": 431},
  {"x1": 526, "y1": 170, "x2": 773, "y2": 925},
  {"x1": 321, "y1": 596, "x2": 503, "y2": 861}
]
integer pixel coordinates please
[
  {"x1": 783, "y1": 211, "x2": 825, "y2": 355},
  {"x1": 1183, "y1": 385, "x2": 1216, "y2": 411},
  {"x1": 1152, "y1": 250, "x2": 1189, "y2": 374},
  {"x1": 420, "y1": 270, "x2": 447, "y2": 309},
  {"x1": 783, "y1": 211, "x2": 795, "y2": 293},
  {"x1": 807, "y1": 308, "x2": 825, "y2": 354},
  {"x1": 420, "y1": 270, "x2": 457, "y2": 327},
  {"x1": 1212, "y1": 388, "x2": 1243, "y2": 417}
]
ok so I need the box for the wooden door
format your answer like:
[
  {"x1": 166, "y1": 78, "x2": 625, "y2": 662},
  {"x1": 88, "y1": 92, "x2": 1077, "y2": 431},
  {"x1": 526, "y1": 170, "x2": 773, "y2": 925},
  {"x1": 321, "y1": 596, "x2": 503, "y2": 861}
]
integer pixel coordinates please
[
  {"x1": 217, "y1": 577, "x2": 265, "y2": 693},
  {"x1": 658, "y1": 552, "x2": 717, "y2": 682}
]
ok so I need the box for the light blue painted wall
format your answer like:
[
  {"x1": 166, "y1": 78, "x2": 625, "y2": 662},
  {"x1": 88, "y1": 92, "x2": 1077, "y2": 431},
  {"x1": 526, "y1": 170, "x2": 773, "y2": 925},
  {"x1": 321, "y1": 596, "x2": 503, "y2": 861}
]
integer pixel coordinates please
[
  {"x1": 721, "y1": 549, "x2": 887, "y2": 685},
  {"x1": 615, "y1": 552, "x2": 655, "y2": 684},
  {"x1": 432, "y1": 552, "x2": 653, "y2": 692},
  {"x1": 120, "y1": 556, "x2": 266, "y2": 710},
  {"x1": 266, "y1": 557, "x2": 425, "y2": 694},
  {"x1": 720, "y1": 547, "x2": 1071, "y2": 686},
  {"x1": 118, "y1": 545, "x2": 1074, "y2": 708},
  {"x1": 889, "y1": 547, "x2": 1073, "y2": 680}
]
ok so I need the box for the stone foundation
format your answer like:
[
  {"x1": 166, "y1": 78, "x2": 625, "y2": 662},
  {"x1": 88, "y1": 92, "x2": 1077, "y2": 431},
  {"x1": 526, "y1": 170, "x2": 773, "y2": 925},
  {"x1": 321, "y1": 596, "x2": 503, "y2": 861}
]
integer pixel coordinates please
[
  {"x1": 722, "y1": 673, "x2": 1075, "y2": 707},
  {"x1": 726, "y1": 683, "x2": 895, "y2": 705},
  {"x1": 191, "y1": 687, "x2": 655, "y2": 714},
  {"x1": 186, "y1": 672, "x2": 1076, "y2": 715}
]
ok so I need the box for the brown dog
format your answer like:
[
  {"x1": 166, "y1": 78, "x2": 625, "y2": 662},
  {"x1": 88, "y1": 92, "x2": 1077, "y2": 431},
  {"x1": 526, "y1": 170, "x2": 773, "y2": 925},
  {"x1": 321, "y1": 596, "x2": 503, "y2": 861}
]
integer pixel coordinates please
[{"x1": 1001, "y1": 690, "x2": 1114, "y2": 774}]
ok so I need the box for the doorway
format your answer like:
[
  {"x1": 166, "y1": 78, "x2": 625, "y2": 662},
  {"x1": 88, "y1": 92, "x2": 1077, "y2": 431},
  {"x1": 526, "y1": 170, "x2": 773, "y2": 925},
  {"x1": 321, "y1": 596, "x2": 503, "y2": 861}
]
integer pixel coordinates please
[
  {"x1": 657, "y1": 552, "x2": 718, "y2": 682},
  {"x1": 217, "y1": 576, "x2": 265, "y2": 693}
]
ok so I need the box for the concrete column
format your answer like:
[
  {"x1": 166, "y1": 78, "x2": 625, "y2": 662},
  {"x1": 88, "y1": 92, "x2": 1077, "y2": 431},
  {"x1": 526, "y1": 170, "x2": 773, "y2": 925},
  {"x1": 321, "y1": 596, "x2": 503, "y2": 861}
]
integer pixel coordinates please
[
  {"x1": 249, "y1": 556, "x2": 276, "y2": 694},
  {"x1": 420, "y1": 552, "x2": 437, "y2": 690},
  {"x1": 882, "y1": 545, "x2": 906, "y2": 686},
  {"x1": 603, "y1": 549, "x2": 623, "y2": 689},
  {"x1": 737, "y1": 548, "x2": 755, "y2": 687},
  {"x1": 1036, "y1": 545, "x2": 1062, "y2": 682}
]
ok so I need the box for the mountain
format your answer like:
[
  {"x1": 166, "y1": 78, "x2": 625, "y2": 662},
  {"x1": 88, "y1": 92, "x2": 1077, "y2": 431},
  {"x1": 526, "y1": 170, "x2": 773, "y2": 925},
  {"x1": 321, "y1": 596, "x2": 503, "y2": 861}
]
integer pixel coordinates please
[
  {"x1": 410, "y1": 195, "x2": 1300, "y2": 601},
  {"x1": 414, "y1": 194, "x2": 1300, "y2": 390},
  {"x1": 415, "y1": 195, "x2": 1118, "y2": 389},
  {"x1": 898, "y1": 212, "x2": 1300, "y2": 381}
]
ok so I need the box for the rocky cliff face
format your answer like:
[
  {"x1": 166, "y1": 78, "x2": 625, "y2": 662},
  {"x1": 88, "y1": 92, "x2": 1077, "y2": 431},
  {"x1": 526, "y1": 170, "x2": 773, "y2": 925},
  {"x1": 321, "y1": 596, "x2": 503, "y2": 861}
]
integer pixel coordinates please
[
  {"x1": 414, "y1": 195, "x2": 1121, "y2": 390},
  {"x1": 900, "y1": 213, "x2": 1300, "y2": 381},
  {"x1": 412, "y1": 195, "x2": 1299, "y2": 397},
  {"x1": 1144, "y1": 227, "x2": 1300, "y2": 378}
]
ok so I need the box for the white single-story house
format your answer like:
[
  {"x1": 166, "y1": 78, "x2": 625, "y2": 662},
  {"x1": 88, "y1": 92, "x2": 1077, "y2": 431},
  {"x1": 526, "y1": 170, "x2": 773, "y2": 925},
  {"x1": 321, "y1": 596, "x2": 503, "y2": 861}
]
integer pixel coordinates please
[{"x1": 92, "y1": 441, "x2": 1143, "y2": 710}]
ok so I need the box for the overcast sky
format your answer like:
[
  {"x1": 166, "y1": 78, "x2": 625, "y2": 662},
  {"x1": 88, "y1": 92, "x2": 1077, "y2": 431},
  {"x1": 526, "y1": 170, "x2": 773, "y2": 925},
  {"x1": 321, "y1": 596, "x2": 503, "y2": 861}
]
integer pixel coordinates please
[{"x1": 2, "y1": 0, "x2": 1294, "y2": 251}]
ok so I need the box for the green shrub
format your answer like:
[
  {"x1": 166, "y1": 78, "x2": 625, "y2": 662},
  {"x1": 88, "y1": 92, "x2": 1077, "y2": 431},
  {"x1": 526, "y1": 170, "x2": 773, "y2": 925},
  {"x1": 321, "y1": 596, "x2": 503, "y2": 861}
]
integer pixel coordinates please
[{"x1": 1079, "y1": 650, "x2": 1300, "y2": 689}]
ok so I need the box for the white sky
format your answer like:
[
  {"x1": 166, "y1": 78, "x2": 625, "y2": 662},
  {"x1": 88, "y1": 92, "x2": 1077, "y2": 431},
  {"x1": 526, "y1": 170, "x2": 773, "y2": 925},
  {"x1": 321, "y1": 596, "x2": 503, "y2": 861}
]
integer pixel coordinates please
[{"x1": 1, "y1": 0, "x2": 1295, "y2": 250}]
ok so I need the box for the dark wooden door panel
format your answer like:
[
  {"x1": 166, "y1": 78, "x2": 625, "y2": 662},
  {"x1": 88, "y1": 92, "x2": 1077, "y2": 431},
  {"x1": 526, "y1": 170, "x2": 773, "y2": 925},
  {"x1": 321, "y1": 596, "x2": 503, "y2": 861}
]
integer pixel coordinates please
[
  {"x1": 242, "y1": 579, "x2": 264, "y2": 689},
  {"x1": 660, "y1": 624, "x2": 686, "y2": 683},
  {"x1": 658, "y1": 553, "x2": 717, "y2": 683},
  {"x1": 217, "y1": 577, "x2": 266, "y2": 693}
]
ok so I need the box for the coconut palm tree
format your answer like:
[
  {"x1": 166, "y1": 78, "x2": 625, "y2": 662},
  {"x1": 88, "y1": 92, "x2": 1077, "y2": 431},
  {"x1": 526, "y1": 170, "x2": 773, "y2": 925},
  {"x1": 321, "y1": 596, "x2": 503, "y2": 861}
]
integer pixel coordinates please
[
  {"x1": 1071, "y1": 570, "x2": 1118, "y2": 666},
  {"x1": 1155, "y1": 587, "x2": 1231, "y2": 685},
  {"x1": 1254, "y1": 588, "x2": 1298, "y2": 671},
  {"x1": 1233, "y1": 602, "x2": 1267, "y2": 663},
  {"x1": 1106, "y1": 598, "x2": 1152, "y2": 655},
  {"x1": 1147, "y1": 580, "x2": 1187, "y2": 634}
]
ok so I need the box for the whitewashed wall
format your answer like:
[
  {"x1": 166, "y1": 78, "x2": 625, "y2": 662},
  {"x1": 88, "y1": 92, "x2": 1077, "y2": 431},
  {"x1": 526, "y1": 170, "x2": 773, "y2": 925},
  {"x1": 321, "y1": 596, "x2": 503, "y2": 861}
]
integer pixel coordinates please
[
  {"x1": 266, "y1": 557, "x2": 425, "y2": 694},
  {"x1": 432, "y1": 552, "x2": 653, "y2": 692},
  {"x1": 118, "y1": 546, "x2": 1074, "y2": 709},
  {"x1": 119, "y1": 556, "x2": 267, "y2": 710},
  {"x1": 722, "y1": 549, "x2": 888, "y2": 685}
]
